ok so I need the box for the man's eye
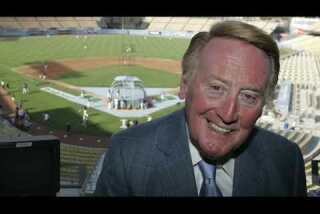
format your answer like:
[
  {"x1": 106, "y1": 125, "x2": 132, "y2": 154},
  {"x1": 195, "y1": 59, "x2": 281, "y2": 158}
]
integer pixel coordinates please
[
  {"x1": 206, "y1": 84, "x2": 225, "y2": 97},
  {"x1": 240, "y1": 93, "x2": 258, "y2": 105},
  {"x1": 211, "y1": 85, "x2": 222, "y2": 91}
]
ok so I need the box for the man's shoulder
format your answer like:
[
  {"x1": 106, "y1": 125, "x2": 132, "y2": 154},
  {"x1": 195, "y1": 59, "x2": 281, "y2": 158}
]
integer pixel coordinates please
[{"x1": 251, "y1": 126, "x2": 300, "y2": 152}]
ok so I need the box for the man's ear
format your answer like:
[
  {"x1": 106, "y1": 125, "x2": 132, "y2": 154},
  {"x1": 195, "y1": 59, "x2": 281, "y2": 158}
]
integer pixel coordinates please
[{"x1": 178, "y1": 76, "x2": 188, "y2": 99}]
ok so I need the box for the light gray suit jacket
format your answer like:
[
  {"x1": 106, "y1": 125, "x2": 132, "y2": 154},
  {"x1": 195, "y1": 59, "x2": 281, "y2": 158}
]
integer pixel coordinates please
[{"x1": 95, "y1": 109, "x2": 307, "y2": 196}]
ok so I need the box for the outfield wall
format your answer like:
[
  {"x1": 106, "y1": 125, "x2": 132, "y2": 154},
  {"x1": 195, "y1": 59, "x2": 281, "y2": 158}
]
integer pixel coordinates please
[{"x1": 0, "y1": 28, "x2": 195, "y2": 39}]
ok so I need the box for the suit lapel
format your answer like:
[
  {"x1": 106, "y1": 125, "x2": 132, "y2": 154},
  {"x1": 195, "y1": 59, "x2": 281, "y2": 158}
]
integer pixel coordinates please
[
  {"x1": 154, "y1": 109, "x2": 198, "y2": 196},
  {"x1": 232, "y1": 128, "x2": 268, "y2": 196},
  {"x1": 151, "y1": 111, "x2": 268, "y2": 196}
]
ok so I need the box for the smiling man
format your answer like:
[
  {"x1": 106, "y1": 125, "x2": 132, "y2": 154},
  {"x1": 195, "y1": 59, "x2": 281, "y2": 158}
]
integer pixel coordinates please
[{"x1": 95, "y1": 21, "x2": 307, "y2": 197}]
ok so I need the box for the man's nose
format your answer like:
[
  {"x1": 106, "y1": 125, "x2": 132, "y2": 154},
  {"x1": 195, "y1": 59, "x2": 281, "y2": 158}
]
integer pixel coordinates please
[{"x1": 216, "y1": 95, "x2": 239, "y2": 124}]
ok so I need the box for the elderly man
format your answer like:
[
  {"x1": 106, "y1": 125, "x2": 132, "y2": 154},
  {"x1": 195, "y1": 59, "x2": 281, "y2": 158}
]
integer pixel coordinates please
[{"x1": 95, "y1": 21, "x2": 306, "y2": 197}]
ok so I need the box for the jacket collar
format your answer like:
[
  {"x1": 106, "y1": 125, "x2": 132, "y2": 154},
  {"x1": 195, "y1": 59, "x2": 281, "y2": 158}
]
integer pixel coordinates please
[{"x1": 155, "y1": 109, "x2": 189, "y2": 157}]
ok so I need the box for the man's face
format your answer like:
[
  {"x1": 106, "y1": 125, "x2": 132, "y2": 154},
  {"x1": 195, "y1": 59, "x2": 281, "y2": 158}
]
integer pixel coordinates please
[{"x1": 180, "y1": 37, "x2": 270, "y2": 159}]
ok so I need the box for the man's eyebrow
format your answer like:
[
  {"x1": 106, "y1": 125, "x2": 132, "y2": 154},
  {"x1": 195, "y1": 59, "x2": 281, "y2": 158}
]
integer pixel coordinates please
[
  {"x1": 206, "y1": 73, "x2": 265, "y2": 95},
  {"x1": 207, "y1": 73, "x2": 230, "y2": 86},
  {"x1": 240, "y1": 88, "x2": 264, "y2": 95}
]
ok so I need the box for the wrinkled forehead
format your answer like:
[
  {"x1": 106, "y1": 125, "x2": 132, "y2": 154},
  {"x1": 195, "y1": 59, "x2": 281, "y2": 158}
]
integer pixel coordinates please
[
  {"x1": 196, "y1": 38, "x2": 271, "y2": 90},
  {"x1": 203, "y1": 37, "x2": 266, "y2": 58},
  {"x1": 199, "y1": 37, "x2": 270, "y2": 72}
]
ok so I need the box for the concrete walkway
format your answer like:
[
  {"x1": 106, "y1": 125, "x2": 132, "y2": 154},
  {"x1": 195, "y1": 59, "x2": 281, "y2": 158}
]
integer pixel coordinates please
[{"x1": 41, "y1": 86, "x2": 184, "y2": 118}]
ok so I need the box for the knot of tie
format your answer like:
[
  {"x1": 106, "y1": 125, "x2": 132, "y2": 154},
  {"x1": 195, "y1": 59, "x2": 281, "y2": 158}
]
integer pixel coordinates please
[{"x1": 198, "y1": 160, "x2": 222, "y2": 197}]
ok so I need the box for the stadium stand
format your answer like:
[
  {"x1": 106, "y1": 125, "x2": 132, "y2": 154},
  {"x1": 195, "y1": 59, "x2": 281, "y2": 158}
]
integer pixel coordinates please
[
  {"x1": 277, "y1": 47, "x2": 320, "y2": 120},
  {"x1": 81, "y1": 152, "x2": 106, "y2": 195},
  {"x1": 144, "y1": 17, "x2": 279, "y2": 34},
  {"x1": 183, "y1": 17, "x2": 208, "y2": 32},
  {"x1": 100, "y1": 17, "x2": 145, "y2": 29},
  {"x1": 33, "y1": 17, "x2": 99, "y2": 30},
  {"x1": 15, "y1": 17, "x2": 41, "y2": 30},
  {"x1": 165, "y1": 17, "x2": 190, "y2": 32},
  {"x1": 147, "y1": 17, "x2": 170, "y2": 31},
  {"x1": 148, "y1": 22, "x2": 167, "y2": 31},
  {"x1": 200, "y1": 19, "x2": 220, "y2": 31},
  {"x1": 283, "y1": 35, "x2": 320, "y2": 55},
  {"x1": 77, "y1": 18, "x2": 99, "y2": 29},
  {"x1": 37, "y1": 17, "x2": 61, "y2": 29},
  {"x1": 1, "y1": 17, "x2": 280, "y2": 34},
  {"x1": 2, "y1": 17, "x2": 282, "y2": 35},
  {"x1": 0, "y1": 17, "x2": 21, "y2": 29},
  {"x1": 60, "y1": 143, "x2": 105, "y2": 186},
  {"x1": 56, "y1": 17, "x2": 80, "y2": 29},
  {"x1": 166, "y1": 22, "x2": 185, "y2": 32},
  {"x1": 0, "y1": 17, "x2": 16, "y2": 21}
]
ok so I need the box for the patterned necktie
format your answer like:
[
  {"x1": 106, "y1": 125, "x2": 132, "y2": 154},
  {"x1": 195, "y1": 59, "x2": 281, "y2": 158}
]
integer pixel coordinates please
[{"x1": 198, "y1": 160, "x2": 222, "y2": 197}]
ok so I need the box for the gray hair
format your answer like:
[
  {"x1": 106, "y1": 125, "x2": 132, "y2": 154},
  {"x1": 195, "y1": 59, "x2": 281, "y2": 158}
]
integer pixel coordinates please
[{"x1": 181, "y1": 20, "x2": 280, "y2": 103}]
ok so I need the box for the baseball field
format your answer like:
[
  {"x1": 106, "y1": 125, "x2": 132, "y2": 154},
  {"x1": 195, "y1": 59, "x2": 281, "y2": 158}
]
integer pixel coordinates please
[
  {"x1": 0, "y1": 34, "x2": 190, "y2": 136},
  {"x1": 0, "y1": 34, "x2": 293, "y2": 138}
]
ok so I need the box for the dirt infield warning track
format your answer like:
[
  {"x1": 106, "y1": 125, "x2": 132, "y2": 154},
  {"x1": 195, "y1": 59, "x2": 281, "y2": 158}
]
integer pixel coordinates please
[{"x1": 17, "y1": 57, "x2": 182, "y2": 79}]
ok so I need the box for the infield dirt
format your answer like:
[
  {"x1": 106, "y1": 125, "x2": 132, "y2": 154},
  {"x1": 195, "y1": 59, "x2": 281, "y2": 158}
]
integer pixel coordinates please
[{"x1": 17, "y1": 57, "x2": 182, "y2": 79}]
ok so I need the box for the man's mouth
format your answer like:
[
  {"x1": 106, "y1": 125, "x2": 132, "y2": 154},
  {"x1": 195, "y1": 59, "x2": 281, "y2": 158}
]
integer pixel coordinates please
[{"x1": 207, "y1": 120, "x2": 234, "y2": 134}]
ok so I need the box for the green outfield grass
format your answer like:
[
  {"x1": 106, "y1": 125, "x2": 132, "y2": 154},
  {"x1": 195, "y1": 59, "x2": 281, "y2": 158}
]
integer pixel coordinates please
[
  {"x1": 0, "y1": 35, "x2": 189, "y2": 67},
  {"x1": 0, "y1": 34, "x2": 188, "y2": 136}
]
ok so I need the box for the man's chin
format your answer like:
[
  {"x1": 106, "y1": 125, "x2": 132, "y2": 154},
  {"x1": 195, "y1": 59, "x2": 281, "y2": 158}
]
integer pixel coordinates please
[
  {"x1": 201, "y1": 150, "x2": 229, "y2": 161},
  {"x1": 197, "y1": 145, "x2": 228, "y2": 160},
  {"x1": 197, "y1": 139, "x2": 238, "y2": 160}
]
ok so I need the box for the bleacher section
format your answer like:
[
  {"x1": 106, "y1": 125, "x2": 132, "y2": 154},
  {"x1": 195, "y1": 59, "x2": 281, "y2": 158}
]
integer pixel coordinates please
[
  {"x1": 147, "y1": 17, "x2": 171, "y2": 31},
  {"x1": 55, "y1": 17, "x2": 79, "y2": 29},
  {"x1": 102, "y1": 17, "x2": 144, "y2": 29},
  {"x1": 279, "y1": 51, "x2": 320, "y2": 87},
  {"x1": 145, "y1": 17, "x2": 278, "y2": 34},
  {"x1": 183, "y1": 18, "x2": 209, "y2": 32},
  {"x1": 247, "y1": 20, "x2": 278, "y2": 34},
  {"x1": 278, "y1": 48, "x2": 320, "y2": 117},
  {"x1": 0, "y1": 17, "x2": 280, "y2": 34},
  {"x1": 14, "y1": 17, "x2": 40, "y2": 30},
  {"x1": 256, "y1": 121, "x2": 316, "y2": 156},
  {"x1": 0, "y1": 17, "x2": 100, "y2": 31},
  {"x1": 282, "y1": 35, "x2": 320, "y2": 56},
  {"x1": 81, "y1": 152, "x2": 105, "y2": 195},
  {"x1": 76, "y1": 17, "x2": 99, "y2": 29},
  {"x1": 0, "y1": 17, "x2": 21, "y2": 29},
  {"x1": 36, "y1": 17, "x2": 61, "y2": 29},
  {"x1": 60, "y1": 143, "x2": 105, "y2": 186},
  {"x1": 165, "y1": 17, "x2": 190, "y2": 32}
]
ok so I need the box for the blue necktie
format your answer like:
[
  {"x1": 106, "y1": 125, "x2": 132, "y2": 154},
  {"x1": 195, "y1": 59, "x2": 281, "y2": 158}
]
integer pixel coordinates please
[{"x1": 198, "y1": 160, "x2": 222, "y2": 197}]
